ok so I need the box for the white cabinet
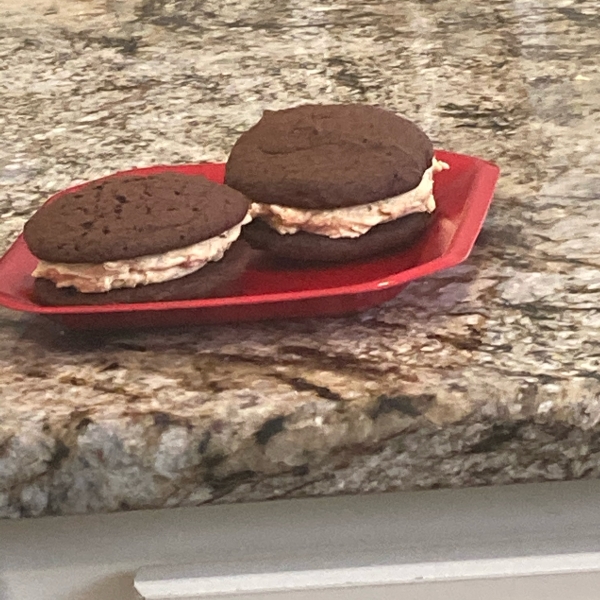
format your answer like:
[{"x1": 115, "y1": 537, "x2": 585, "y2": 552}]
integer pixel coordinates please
[{"x1": 2, "y1": 480, "x2": 600, "y2": 600}]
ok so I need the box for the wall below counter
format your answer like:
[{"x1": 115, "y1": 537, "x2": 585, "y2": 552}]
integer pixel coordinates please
[{"x1": 2, "y1": 480, "x2": 600, "y2": 600}]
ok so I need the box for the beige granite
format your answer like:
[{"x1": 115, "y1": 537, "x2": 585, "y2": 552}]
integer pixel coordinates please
[{"x1": 0, "y1": 0, "x2": 599, "y2": 518}]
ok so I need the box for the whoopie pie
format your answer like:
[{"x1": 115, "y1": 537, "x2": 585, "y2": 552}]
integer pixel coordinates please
[
  {"x1": 23, "y1": 172, "x2": 252, "y2": 305},
  {"x1": 224, "y1": 104, "x2": 449, "y2": 262}
]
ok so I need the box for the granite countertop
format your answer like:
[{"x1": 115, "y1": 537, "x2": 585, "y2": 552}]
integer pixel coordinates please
[{"x1": 1, "y1": 0, "x2": 599, "y2": 519}]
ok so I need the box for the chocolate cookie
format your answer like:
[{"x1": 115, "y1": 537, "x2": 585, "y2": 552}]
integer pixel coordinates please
[
  {"x1": 225, "y1": 104, "x2": 434, "y2": 209},
  {"x1": 33, "y1": 240, "x2": 253, "y2": 306},
  {"x1": 24, "y1": 172, "x2": 250, "y2": 263},
  {"x1": 242, "y1": 212, "x2": 431, "y2": 262}
]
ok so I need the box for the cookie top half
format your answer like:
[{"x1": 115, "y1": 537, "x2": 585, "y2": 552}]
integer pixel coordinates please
[
  {"x1": 225, "y1": 104, "x2": 434, "y2": 209},
  {"x1": 24, "y1": 172, "x2": 250, "y2": 263}
]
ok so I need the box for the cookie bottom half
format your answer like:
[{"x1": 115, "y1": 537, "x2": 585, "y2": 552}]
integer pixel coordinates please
[
  {"x1": 33, "y1": 240, "x2": 253, "y2": 306},
  {"x1": 242, "y1": 212, "x2": 432, "y2": 262}
]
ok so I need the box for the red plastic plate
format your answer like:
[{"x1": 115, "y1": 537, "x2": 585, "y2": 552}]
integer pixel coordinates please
[{"x1": 0, "y1": 151, "x2": 499, "y2": 329}]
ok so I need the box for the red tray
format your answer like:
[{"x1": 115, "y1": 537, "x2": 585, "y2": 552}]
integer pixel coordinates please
[{"x1": 0, "y1": 151, "x2": 499, "y2": 330}]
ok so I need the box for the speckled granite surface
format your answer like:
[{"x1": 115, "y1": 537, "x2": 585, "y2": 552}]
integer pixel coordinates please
[{"x1": 0, "y1": 0, "x2": 599, "y2": 518}]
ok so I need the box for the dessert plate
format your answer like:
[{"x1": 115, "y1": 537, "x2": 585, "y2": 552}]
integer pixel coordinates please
[{"x1": 0, "y1": 151, "x2": 499, "y2": 329}]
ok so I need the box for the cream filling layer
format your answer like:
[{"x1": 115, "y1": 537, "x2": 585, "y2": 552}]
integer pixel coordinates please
[
  {"x1": 250, "y1": 157, "x2": 450, "y2": 239},
  {"x1": 32, "y1": 214, "x2": 252, "y2": 293}
]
